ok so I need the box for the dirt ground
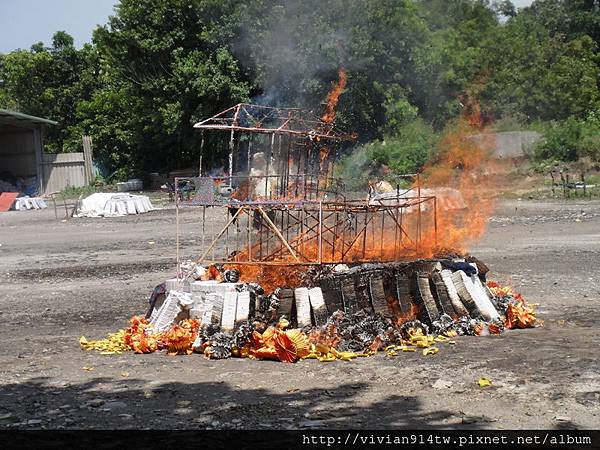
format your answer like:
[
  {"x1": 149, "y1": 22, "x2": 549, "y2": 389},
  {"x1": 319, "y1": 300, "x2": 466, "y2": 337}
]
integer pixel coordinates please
[{"x1": 1, "y1": 198, "x2": 599, "y2": 430}]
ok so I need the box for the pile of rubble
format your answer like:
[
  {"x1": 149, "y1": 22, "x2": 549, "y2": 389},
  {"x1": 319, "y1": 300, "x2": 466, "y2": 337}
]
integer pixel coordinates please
[{"x1": 81, "y1": 256, "x2": 538, "y2": 362}]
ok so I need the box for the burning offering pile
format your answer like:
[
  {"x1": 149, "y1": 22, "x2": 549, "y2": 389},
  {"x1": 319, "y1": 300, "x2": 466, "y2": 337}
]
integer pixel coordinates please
[{"x1": 81, "y1": 257, "x2": 538, "y2": 363}]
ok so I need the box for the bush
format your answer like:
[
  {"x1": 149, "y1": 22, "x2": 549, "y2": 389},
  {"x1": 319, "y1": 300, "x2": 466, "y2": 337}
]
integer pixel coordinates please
[
  {"x1": 534, "y1": 111, "x2": 600, "y2": 163},
  {"x1": 580, "y1": 109, "x2": 600, "y2": 162},
  {"x1": 57, "y1": 184, "x2": 97, "y2": 200},
  {"x1": 108, "y1": 166, "x2": 136, "y2": 183},
  {"x1": 535, "y1": 118, "x2": 581, "y2": 161}
]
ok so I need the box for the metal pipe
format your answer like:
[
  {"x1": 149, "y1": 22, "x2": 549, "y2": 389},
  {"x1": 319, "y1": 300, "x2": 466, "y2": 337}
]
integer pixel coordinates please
[
  {"x1": 247, "y1": 135, "x2": 253, "y2": 176},
  {"x1": 433, "y1": 196, "x2": 438, "y2": 249},
  {"x1": 265, "y1": 133, "x2": 274, "y2": 199},
  {"x1": 362, "y1": 209, "x2": 368, "y2": 259},
  {"x1": 198, "y1": 131, "x2": 204, "y2": 176},
  {"x1": 318, "y1": 201, "x2": 323, "y2": 264},
  {"x1": 225, "y1": 207, "x2": 229, "y2": 259},
  {"x1": 380, "y1": 209, "x2": 385, "y2": 259},
  {"x1": 277, "y1": 134, "x2": 283, "y2": 196},
  {"x1": 416, "y1": 174, "x2": 421, "y2": 255},
  {"x1": 285, "y1": 136, "x2": 292, "y2": 196},
  {"x1": 202, "y1": 205, "x2": 206, "y2": 258},
  {"x1": 197, "y1": 207, "x2": 243, "y2": 263},
  {"x1": 175, "y1": 178, "x2": 180, "y2": 279},
  {"x1": 247, "y1": 207, "x2": 252, "y2": 262},
  {"x1": 228, "y1": 106, "x2": 241, "y2": 188},
  {"x1": 195, "y1": 124, "x2": 353, "y2": 141},
  {"x1": 228, "y1": 131, "x2": 235, "y2": 187}
]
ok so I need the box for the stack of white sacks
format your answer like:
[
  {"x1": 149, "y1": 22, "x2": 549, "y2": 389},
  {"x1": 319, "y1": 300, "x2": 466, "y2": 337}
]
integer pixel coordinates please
[
  {"x1": 13, "y1": 196, "x2": 48, "y2": 210},
  {"x1": 75, "y1": 193, "x2": 155, "y2": 218}
]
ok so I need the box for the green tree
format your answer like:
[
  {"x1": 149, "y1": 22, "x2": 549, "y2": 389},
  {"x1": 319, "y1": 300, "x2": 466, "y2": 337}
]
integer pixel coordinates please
[
  {"x1": 0, "y1": 31, "x2": 100, "y2": 152},
  {"x1": 522, "y1": 0, "x2": 600, "y2": 45},
  {"x1": 480, "y1": 12, "x2": 599, "y2": 122},
  {"x1": 78, "y1": 0, "x2": 251, "y2": 175}
]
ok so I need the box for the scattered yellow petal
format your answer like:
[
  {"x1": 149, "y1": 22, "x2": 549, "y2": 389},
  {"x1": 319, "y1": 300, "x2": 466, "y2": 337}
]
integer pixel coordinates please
[
  {"x1": 82, "y1": 366, "x2": 94, "y2": 371},
  {"x1": 478, "y1": 377, "x2": 492, "y2": 387},
  {"x1": 422, "y1": 347, "x2": 439, "y2": 356}
]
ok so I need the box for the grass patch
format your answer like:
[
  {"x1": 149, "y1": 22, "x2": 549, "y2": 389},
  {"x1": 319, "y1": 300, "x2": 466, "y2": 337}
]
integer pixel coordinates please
[{"x1": 56, "y1": 184, "x2": 98, "y2": 200}]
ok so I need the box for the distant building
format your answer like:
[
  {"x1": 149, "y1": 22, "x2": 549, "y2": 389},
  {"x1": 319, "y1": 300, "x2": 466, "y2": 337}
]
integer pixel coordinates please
[
  {"x1": 0, "y1": 109, "x2": 92, "y2": 194},
  {"x1": 0, "y1": 109, "x2": 57, "y2": 194}
]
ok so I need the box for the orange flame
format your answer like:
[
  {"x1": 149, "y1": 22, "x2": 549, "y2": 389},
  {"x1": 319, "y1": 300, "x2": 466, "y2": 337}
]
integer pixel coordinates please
[
  {"x1": 225, "y1": 96, "x2": 507, "y2": 292},
  {"x1": 395, "y1": 303, "x2": 420, "y2": 326},
  {"x1": 227, "y1": 262, "x2": 304, "y2": 294},
  {"x1": 321, "y1": 67, "x2": 347, "y2": 123},
  {"x1": 415, "y1": 116, "x2": 507, "y2": 257}
]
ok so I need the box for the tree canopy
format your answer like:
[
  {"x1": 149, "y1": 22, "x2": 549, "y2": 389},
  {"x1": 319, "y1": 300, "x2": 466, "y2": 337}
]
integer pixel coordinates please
[{"x1": 0, "y1": 0, "x2": 598, "y2": 178}]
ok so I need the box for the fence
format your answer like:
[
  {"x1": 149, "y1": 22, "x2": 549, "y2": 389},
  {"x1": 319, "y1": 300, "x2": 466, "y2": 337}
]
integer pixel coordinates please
[{"x1": 42, "y1": 152, "x2": 87, "y2": 194}]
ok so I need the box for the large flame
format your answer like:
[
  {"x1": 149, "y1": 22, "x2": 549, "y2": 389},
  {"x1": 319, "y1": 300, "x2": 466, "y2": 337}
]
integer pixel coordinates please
[
  {"x1": 416, "y1": 117, "x2": 505, "y2": 256},
  {"x1": 321, "y1": 67, "x2": 347, "y2": 123},
  {"x1": 226, "y1": 96, "x2": 507, "y2": 293}
]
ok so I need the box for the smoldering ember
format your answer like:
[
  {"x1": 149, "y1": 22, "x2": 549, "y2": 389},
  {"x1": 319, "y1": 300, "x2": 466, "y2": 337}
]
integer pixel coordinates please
[{"x1": 81, "y1": 91, "x2": 538, "y2": 363}]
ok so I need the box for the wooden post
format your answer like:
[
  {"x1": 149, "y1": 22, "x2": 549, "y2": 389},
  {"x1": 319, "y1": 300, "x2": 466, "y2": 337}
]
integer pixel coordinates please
[{"x1": 82, "y1": 135, "x2": 94, "y2": 184}]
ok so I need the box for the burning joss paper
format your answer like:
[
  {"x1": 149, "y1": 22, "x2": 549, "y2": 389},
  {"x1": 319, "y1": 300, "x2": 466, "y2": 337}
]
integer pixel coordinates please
[{"x1": 79, "y1": 263, "x2": 538, "y2": 364}]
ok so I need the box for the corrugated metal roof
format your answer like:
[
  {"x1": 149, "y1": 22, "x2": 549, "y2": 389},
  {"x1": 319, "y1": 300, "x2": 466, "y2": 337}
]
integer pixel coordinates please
[{"x1": 0, "y1": 109, "x2": 58, "y2": 126}]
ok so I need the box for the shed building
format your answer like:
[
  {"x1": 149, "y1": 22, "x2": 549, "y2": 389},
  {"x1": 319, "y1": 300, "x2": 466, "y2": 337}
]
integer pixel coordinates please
[{"x1": 0, "y1": 109, "x2": 57, "y2": 194}]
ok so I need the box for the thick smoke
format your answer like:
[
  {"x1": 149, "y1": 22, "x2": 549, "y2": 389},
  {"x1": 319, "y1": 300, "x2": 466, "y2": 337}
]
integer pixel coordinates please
[{"x1": 232, "y1": 1, "x2": 347, "y2": 109}]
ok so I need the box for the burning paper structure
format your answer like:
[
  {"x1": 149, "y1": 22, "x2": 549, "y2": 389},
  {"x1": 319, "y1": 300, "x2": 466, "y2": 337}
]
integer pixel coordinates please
[{"x1": 81, "y1": 71, "x2": 538, "y2": 363}]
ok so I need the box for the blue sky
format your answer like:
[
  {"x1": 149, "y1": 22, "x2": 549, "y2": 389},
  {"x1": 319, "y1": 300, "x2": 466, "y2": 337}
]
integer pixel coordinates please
[
  {"x1": 0, "y1": 0, "x2": 535, "y2": 54},
  {"x1": 0, "y1": 0, "x2": 117, "y2": 53}
]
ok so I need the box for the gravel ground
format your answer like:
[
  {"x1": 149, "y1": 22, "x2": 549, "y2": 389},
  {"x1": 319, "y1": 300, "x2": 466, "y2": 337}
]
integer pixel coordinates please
[{"x1": 0, "y1": 199, "x2": 599, "y2": 430}]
